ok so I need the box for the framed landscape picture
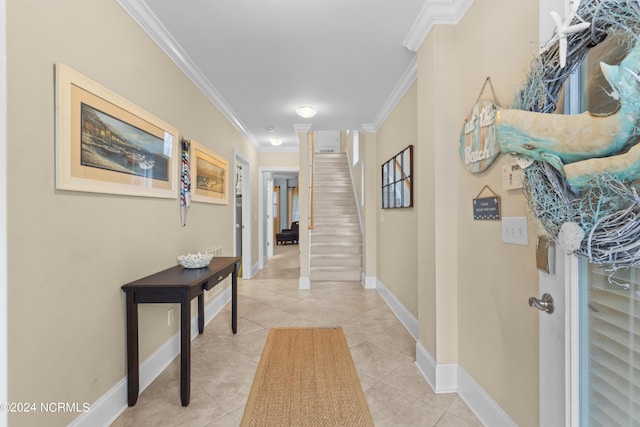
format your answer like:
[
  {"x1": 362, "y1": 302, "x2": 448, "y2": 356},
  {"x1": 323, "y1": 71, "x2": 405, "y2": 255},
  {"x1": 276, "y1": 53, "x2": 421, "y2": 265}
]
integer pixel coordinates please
[
  {"x1": 190, "y1": 140, "x2": 229, "y2": 204},
  {"x1": 55, "y1": 63, "x2": 179, "y2": 198}
]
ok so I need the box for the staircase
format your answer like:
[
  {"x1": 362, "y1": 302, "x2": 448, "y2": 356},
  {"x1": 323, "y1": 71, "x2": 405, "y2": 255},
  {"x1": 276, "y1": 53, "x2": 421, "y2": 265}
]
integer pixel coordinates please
[{"x1": 310, "y1": 153, "x2": 362, "y2": 281}]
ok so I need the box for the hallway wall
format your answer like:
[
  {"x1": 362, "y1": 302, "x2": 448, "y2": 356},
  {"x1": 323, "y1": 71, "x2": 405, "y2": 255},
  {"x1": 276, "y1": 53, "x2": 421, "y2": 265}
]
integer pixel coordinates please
[
  {"x1": 6, "y1": 1, "x2": 257, "y2": 425},
  {"x1": 415, "y1": 0, "x2": 541, "y2": 425},
  {"x1": 377, "y1": 82, "x2": 419, "y2": 317},
  {"x1": 6, "y1": 0, "x2": 548, "y2": 426}
]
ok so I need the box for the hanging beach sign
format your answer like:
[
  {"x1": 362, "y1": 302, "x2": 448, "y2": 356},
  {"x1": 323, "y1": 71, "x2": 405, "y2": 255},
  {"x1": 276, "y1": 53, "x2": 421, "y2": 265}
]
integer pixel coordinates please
[{"x1": 459, "y1": 78, "x2": 501, "y2": 173}]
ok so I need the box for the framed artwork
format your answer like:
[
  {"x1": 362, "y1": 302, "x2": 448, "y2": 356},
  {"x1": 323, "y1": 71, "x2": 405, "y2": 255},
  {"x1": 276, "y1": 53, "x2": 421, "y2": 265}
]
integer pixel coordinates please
[
  {"x1": 381, "y1": 145, "x2": 413, "y2": 209},
  {"x1": 190, "y1": 140, "x2": 229, "y2": 204},
  {"x1": 55, "y1": 63, "x2": 179, "y2": 198}
]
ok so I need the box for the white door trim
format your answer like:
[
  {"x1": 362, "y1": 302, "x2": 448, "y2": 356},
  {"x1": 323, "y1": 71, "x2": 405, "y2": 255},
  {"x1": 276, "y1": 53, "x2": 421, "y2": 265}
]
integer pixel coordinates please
[
  {"x1": 538, "y1": 3, "x2": 578, "y2": 425},
  {"x1": 234, "y1": 149, "x2": 252, "y2": 279},
  {"x1": 258, "y1": 167, "x2": 299, "y2": 264},
  {"x1": 566, "y1": 253, "x2": 580, "y2": 427},
  {"x1": 563, "y1": 50, "x2": 582, "y2": 427}
]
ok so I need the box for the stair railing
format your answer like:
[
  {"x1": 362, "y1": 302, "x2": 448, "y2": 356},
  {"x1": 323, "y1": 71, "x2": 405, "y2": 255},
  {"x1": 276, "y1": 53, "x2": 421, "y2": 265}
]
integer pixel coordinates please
[{"x1": 308, "y1": 131, "x2": 315, "y2": 230}]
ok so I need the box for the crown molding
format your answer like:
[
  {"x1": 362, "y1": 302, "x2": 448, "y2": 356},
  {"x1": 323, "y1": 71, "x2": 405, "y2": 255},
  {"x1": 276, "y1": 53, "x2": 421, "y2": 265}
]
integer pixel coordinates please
[
  {"x1": 293, "y1": 124, "x2": 313, "y2": 133},
  {"x1": 403, "y1": 0, "x2": 476, "y2": 52},
  {"x1": 370, "y1": 56, "x2": 417, "y2": 131},
  {"x1": 115, "y1": 0, "x2": 259, "y2": 148},
  {"x1": 360, "y1": 124, "x2": 377, "y2": 133},
  {"x1": 367, "y1": 0, "x2": 476, "y2": 132},
  {"x1": 117, "y1": 0, "x2": 474, "y2": 148}
]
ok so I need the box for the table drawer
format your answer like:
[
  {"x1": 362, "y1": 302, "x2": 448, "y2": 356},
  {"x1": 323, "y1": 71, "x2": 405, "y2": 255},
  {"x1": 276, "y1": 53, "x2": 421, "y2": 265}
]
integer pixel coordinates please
[{"x1": 204, "y1": 263, "x2": 236, "y2": 290}]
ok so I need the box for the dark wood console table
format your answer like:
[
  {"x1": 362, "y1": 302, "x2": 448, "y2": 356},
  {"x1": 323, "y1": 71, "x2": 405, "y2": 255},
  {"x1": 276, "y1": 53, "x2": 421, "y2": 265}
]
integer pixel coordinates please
[{"x1": 122, "y1": 256, "x2": 241, "y2": 407}]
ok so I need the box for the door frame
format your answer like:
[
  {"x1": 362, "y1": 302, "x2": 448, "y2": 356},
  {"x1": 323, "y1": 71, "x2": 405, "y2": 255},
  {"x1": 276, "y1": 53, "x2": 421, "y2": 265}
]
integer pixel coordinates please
[
  {"x1": 537, "y1": 2, "x2": 580, "y2": 425},
  {"x1": 234, "y1": 149, "x2": 251, "y2": 279},
  {"x1": 539, "y1": 252, "x2": 580, "y2": 426},
  {"x1": 258, "y1": 167, "x2": 298, "y2": 265},
  {"x1": 273, "y1": 185, "x2": 280, "y2": 243},
  {"x1": 566, "y1": 254, "x2": 580, "y2": 427}
]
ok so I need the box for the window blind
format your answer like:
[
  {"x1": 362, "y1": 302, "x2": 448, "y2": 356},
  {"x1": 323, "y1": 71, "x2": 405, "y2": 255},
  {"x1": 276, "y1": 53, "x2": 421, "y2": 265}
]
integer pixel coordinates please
[{"x1": 586, "y1": 266, "x2": 640, "y2": 426}]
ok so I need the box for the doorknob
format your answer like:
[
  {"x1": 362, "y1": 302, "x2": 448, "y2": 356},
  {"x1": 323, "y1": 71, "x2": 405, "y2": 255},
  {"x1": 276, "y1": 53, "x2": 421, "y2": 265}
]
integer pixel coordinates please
[{"x1": 528, "y1": 293, "x2": 555, "y2": 314}]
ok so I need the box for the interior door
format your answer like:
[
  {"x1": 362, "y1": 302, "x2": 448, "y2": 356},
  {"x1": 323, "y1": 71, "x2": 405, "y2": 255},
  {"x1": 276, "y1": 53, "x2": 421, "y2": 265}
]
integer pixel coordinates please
[
  {"x1": 534, "y1": 248, "x2": 572, "y2": 426},
  {"x1": 273, "y1": 185, "x2": 280, "y2": 242},
  {"x1": 266, "y1": 175, "x2": 274, "y2": 258},
  {"x1": 534, "y1": 1, "x2": 574, "y2": 424},
  {"x1": 235, "y1": 193, "x2": 243, "y2": 275}
]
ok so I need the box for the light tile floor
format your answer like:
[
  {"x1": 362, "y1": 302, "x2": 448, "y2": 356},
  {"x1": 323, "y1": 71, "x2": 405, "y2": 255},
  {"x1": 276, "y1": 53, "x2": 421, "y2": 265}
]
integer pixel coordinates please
[{"x1": 112, "y1": 245, "x2": 482, "y2": 426}]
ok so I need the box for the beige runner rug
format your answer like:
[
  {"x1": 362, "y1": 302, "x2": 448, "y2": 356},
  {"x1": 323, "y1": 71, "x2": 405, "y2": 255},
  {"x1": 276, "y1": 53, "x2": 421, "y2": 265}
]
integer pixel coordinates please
[{"x1": 240, "y1": 327, "x2": 374, "y2": 427}]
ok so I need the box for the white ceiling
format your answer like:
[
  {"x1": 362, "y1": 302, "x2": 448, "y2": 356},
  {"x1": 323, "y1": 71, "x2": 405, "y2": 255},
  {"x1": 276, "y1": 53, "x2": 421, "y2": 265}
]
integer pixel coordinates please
[{"x1": 118, "y1": 0, "x2": 474, "y2": 151}]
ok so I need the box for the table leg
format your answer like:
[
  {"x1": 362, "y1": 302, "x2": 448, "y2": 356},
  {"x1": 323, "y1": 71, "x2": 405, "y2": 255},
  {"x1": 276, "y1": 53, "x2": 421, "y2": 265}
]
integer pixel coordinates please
[
  {"x1": 232, "y1": 263, "x2": 238, "y2": 334},
  {"x1": 180, "y1": 298, "x2": 191, "y2": 406},
  {"x1": 198, "y1": 292, "x2": 204, "y2": 334},
  {"x1": 125, "y1": 291, "x2": 139, "y2": 406}
]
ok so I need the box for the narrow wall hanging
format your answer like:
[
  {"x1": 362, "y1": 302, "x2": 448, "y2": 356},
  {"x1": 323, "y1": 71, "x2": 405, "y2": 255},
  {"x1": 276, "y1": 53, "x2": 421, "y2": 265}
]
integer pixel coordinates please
[{"x1": 180, "y1": 138, "x2": 191, "y2": 226}]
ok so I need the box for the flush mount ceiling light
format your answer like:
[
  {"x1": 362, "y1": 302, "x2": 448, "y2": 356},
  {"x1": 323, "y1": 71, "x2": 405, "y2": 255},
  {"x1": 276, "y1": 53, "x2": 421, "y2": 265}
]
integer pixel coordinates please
[
  {"x1": 295, "y1": 106, "x2": 317, "y2": 118},
  {"x1": 270, "y1": 138, "x2": 283, "y2": 146}
]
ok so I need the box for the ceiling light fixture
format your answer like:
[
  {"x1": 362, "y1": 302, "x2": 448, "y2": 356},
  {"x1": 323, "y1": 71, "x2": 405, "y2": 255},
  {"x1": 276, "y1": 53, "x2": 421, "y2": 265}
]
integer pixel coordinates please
[
  {"x1": 270, "y1": 138, "x2": 283, "y2": 146},
  {"x1": 295, "y1": 106, "x2": 317, "y2": 118}
]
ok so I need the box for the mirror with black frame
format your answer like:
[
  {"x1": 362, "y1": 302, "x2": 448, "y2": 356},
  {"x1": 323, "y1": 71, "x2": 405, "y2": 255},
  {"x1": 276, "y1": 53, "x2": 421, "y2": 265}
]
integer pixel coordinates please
[{"x1": 381, "y1": 145, "x2": 413, "y2": 209}]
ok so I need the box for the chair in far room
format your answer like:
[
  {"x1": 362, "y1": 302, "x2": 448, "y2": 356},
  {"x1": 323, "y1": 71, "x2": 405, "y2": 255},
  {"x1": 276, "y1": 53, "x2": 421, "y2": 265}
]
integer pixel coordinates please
[{"x1": 276, "y1": 221, "x2": 299, "y2": 245}]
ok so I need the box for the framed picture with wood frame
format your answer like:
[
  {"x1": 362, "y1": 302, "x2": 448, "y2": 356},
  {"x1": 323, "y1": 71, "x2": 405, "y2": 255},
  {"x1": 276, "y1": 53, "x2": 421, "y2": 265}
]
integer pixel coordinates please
[
  {"x1": 55, "y1": 63, "x2": 179, "y2": 198},
  {"x1": 190, "y1": 140, "x2": 229, "y2": 204}
]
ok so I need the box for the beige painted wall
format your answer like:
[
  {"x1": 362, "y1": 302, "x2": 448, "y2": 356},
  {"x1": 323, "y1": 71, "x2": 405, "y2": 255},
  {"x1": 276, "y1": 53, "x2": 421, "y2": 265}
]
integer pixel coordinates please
[
  {"x1": 5, "y1": 1, "x2": 545, "y2": 426},
  {"x1": 257, "y1": 150, "x2": 299, "y2": 169},
  {"x1": 6, "y1": 0, "x2": 257, "y2": 425},
  {"x1": 377, "y1": 83, "x2": 418, "y2": 317},
  {"x1": 415, "y1": 0, "x2": 541, "y2": 425},
  {"x1": 342, "y1": 131, "x2": 361, "y2": 211},
  {"x1": 361, "y1": 131, "x2": 378, "y2": 281},
  {"x1": 456, "y1": 0, "x2": 540, "y2": 423},
  {"x1": 417, "y1": 24, "x2": 460, "y2": 366},
  {"x1": 297, "y1": 132, "x2": 310, "y2": 281}
]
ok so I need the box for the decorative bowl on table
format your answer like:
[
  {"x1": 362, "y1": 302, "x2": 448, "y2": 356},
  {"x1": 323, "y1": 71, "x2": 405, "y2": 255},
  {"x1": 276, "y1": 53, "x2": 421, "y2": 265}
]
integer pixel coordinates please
[{"x1": 177, "y1": 252, "x2": 214, "y2": 269}]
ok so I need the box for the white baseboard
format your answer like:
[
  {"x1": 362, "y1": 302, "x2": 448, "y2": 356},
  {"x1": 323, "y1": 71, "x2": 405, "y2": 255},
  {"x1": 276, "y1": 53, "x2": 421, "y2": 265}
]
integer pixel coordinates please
[
  {"x1": 247, "y1": 261, "x2": 260, "y2": 279},
  {"x1": 415, "y1": 341, "x2": 457, "y2": 393},
  {"x1": 299, "y1": 276, "x2": 310, "y2": 290},
  {"x1": 362, "y1": 275, "x2": 376, "y2": 290},
  {"x1": 415, "y1": 341, "x2": 437, "y2": 391},
  {"x1": 415, "y1": 340, "x2": 517, "y2": 427},
  {"x1": 74, "y1": 274, "x2": 516, "y2": 427},
  {"x1": 458, "y1": 366, "x2": 518, "y2": 427},
  {"x1": 69, "y1": 288, "x2": 232, "y2": 427},
  {"x1": 67, "y1": 377, "x2": 127, "y2": 427},
  {"x1": 375, "y1": 278, "x2": 418, "y2": 340}
]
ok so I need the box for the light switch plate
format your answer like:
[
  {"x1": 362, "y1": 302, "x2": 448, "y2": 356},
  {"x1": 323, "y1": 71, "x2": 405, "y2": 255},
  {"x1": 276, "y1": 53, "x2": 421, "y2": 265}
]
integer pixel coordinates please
[
  {"x1": 502, "y1": 163, "x2": 524, "y2": 190},
  {"x1": 502, "y1": 216, "x2": 528, "y2": 245}
]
